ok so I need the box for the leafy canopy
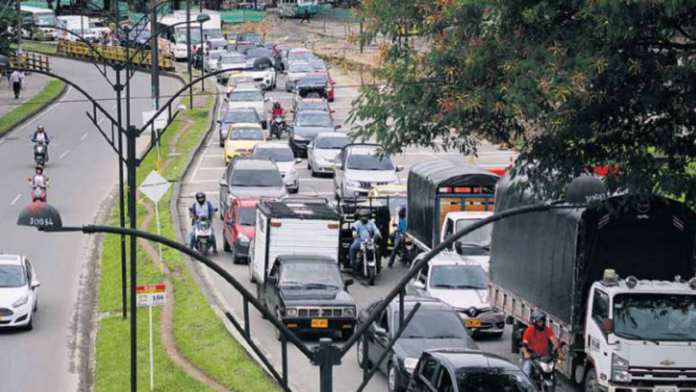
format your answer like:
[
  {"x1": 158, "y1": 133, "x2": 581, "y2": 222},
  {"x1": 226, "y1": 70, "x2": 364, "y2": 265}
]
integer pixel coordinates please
[{"x1": 350, "y1": 0, "x2": 696, "y2": 202}]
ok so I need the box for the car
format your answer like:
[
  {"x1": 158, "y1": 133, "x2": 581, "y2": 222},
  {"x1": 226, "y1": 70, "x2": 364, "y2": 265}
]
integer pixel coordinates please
[
  {"x1": 405, "y1": 252, "x2": 505, "y2": 338},
  {"x1": 334, "y1": 144, "x2": 403, "y2": 201},
  {"x1": 205, "y1": 37, "x2": 228, "y2": 51},
  {"x1": 440, "y1": 211, "x2": 493, "y2": 260},
  {"x1": 245, "y1": 56, "x2": 277, "y2": 91},
  {"x1": 367, "y1": 185, "x2": 408, "y2": 237},
  {"x1": 283, "y1": 48, "x2": 315, "y2": 72},
  {"x1": 57, "y1": 16, "x2": 100, "y2": 43},
  {"x1": 251, "y1": 143, "x2": 301, "y2": 193},
  {"x1": 203, "y1": 49, "x2": 226, "y2": 73},
  {"x1": 88, "y1": 18, "x2": 111, "y2": 38},
  {"x1": 285, "y1": 61, "x2": 313, "y2": 92},
  {"x1": 307, "y1": 132, "x2": 350, "y2": 176},
  {"x1": 289, "y1": 110, "x2": 340, "y2": 158},
  {"x1": 261, "y1": 255, "x2": 357, "y2": 340},
  {"x1": 293, "y1": 74, "x2": 330, "y2": 106},
  {"x1": 216, "y1": 53, "x2": 248, "y2": 82},
  {"x1": 225, "y1": 86, "x2": 269, "y2": 128},
  {"x1": 217, "y1": 108, "x2": 262, "y2": 147},
  {"x1": 244, "y1": 47, "x2": 274, "y2": 68},
  {"x1": 293, "y1": 98, "x2": 334, "y2": 117},
  {"x1": 236, "y1": 32, "x2": 262, "y2": 46},
  {"x1": 223, "y1": 197, "x2": 258, "y2": 264},
  {"x1": 309, "y1": 58, "x2": 329, "y2": 73},
  {"x1": 308, "y1": 71, "x2": 335, "y2": 102},
  {"x1": 357, "y1": 296, "x2": 478, "y2": 392},
  {"x1": 278, "y1": 46, "x2": 297, "y2": 71},
  {"x1": 406, "y1": 349, "x2": 536, "y2": 392},
  {"x1": 124, "y1": 26, "x2": 151, "y2": 49},
  {"x1": 224, "y1": 123, "x2": 266, "y2": 164},
  {"x1": 0, "y1": 255, "x2": 40, "y2": 331},
  {"x1": 218, "y1": 158, "x2": 287, "y2": 219},
  {"x1": 226, "y1": 72, "x2": 257, "y2": 92}
]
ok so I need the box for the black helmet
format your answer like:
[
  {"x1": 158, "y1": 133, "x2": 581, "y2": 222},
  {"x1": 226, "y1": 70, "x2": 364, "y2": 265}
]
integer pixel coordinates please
[
  {"x1": 531, "y1": 311, "x2": 547, "y2": 330},
  {"x1": 358, "y1": 209, "x2": 371, "y2": 220},
  {"x1": 398, "y1": 205, "x2": 406, "y2": 217},
  {"x1": 273, "y1": 101, "x2": 281, "y2": 108},
  {"x1": 195, "y1": 191, "x2": 206, "y2": 204},
  {"x1": 35, "y1": 165, "x2": 44, "y2": 173}
]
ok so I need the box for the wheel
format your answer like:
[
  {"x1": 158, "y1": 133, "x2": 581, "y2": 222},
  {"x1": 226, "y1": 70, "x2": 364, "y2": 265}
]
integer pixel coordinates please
[
  {"x1": 232, "y1": 247, "x2": 240, "y2": 264},
  {"x1": 248, "y1": 263, "x2": 256, "y2": 283},
  {"x1": 584, "y1": 370, "x2": 597, "y2": 392},
  {"x1": 256, "y1": 283, "x2": 267, "y2": 317},
  {"x1": 275, "y1": 309, "x2": 283, "y2": 341},
  {"x1": 24, "y1": 316, "x2": 34, "y2": 331},
  {"x1": 307, "y1": 160, "x2": 311, "y2": 170},
  {"x1": 368, "y1": 265, "x2": 376, "y2": 286},
  {"x1": 223, "y1": 230, "x2": 231, "y2": 252},
  {"x1": 356, "y1": 337, "x2": 370, "y2": 369},
  {"x1": 341, "y1": 326, "x2": 354, "y2": 341},
  {"x1": 33, "y1": 298, "x2": 38, "y2": 312},
  {"x1": 387, "y1": 363, "x2": 403, "y2": 392}
]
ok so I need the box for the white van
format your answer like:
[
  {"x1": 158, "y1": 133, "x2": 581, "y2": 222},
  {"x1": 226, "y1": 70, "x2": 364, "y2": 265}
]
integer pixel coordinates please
[
  {"x1": 57, "y1": 16, "x2": 100, "y2": 43},
  {"x1": 20, "y1": 6, "x2": 59, "y2": 41}
]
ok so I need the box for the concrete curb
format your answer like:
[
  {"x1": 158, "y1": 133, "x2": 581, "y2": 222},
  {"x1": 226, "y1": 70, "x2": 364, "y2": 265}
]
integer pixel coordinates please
[{"x1": 0, "y1": 79, "x2": 68, "y2": 141}]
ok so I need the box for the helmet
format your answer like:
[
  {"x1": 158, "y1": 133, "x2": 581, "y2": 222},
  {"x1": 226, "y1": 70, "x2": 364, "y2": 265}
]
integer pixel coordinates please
[
  {"x1": 195, "y1": 191, "x2": 206, "y2": 204},
  {"x1": 398, "y1": 205, "x2": 406, "y2": 217},
  {"x1": 531, "y1": 311, "x2": 547, "y2": 330},
  {"x1": 35, "y1": 165, "x2": 44, "y2": 173},
  {"x1": 37, "y1": 125, "x2": 45, "y2": 132},
  {"x1": 358, "y1": 209, "x2": 371, "y2": 221},
  {"x1": 273, "y1": 101, "x2": 281, "y2": 108}
]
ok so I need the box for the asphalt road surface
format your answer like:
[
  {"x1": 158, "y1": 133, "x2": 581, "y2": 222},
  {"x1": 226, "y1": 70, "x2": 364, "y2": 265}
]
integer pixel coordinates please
[
  {"x1": 176, "y1": 68, "x2": 582, "y2": 392},
  {"x1": 0, "y1": 57, "x2": 180, "y2": 392}
]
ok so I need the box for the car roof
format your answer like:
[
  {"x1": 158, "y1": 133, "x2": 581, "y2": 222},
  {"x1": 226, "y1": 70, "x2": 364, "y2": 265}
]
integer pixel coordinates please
[
  {"x1": 255, "y1": 142, "x2": 291, "y2": 150},
  {"x1": 276, "y1": 254, "x2": 336, "y2": 264},
  {"x1": 232, "y1": 86, "x2": 262, "y2": 93},
  {"x1": 233, "y1": 159, "x2": 278, "y2": 170},
  {"x1": 296, "y1": 109, "x2": 331, "y2": 116},
  {"x1": 230, "y1": 122, "x2": 262, "y2": 129},
  {"x1": 427, "y1": 349, "x2": 523, "y2": 372},
  {"x1": 0, "y1": 254, "x2": 22, "y2": 266}
]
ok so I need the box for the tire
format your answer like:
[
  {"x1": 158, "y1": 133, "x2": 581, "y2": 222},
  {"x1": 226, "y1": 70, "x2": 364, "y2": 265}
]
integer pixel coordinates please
[
  {"x1": 307, "y1": 160, "x2": 311, "y2": 170},
  {"x1": 584, "y1": 370, "x2": 597, "y2": 392},
  {"x1": 387, "y1": 363, "x2": 403, "y2": 392},
  {"x1": 232, "y1": 247, "x2": 240, "y2": 264},
  {"x1": 256, "y1": 283, "x2": 267, "y2": 316},
  {"x1": 356, "y1": 337, "x2": 370, "y2": 369},
  {"x1": 275, "y1": 309, "x2": 283, "y2": 341},
  {"x1": 248, "y1": 264, "x2": 256, "y2": 283},
  {"x1": 223, "y1": 230, "x2": 231, "y2": 252},
  {"x1": 24, "y1": 316, "x2": 34, "y2": 331},
  {"x1": 33, "y1": 298, "x2": 38, "y2": 312},
  {"x1": 368, "y1": 265, "x2": 376, "y2": 286}
]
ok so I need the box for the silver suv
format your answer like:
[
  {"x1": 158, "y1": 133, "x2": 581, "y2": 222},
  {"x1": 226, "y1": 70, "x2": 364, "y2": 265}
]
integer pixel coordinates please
[{"x1": 333, "y1": 144, "x2": 402, "y2": 201}]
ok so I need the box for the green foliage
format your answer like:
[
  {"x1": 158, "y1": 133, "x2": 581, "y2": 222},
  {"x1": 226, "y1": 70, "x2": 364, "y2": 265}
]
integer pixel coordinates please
[
  {"x1": 0, "y1": 10, "x2": 16, "y2": 56},
  {"x1": 351, "y1": 0, "x2": 696, "y2": 202},
  {"x1": 0, "y1": 80, "x2": 65, "y2": 136}
]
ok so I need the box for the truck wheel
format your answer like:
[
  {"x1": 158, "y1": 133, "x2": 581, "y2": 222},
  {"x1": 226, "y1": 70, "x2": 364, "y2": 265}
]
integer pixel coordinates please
[
  {"x1": 256, "y1": 284, "x2": 267, "y2": 318},
  {"x1": 232, "y1": 248, "x2": 240, "y2": 264},
  {"x1": 368, "y1": 266, "x2": 376, "y2": 286},
  {"x1": 511, "y1": 322, "x2": 524, "y2": 354},
  {"x1": 248, "y1": 264, "x2": 256, "y2": 283},
  {"x1": 584, "y1": 370, "x2": 597, "y2": 392}
]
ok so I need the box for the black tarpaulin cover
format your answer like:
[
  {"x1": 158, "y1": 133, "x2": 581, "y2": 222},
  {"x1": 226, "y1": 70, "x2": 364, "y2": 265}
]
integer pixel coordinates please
[
  {"x1": 491, "y1": 175, "x2": 696, "y2": 327},
  {"x1": 407, "y1": 159, "x2": 499, "y2": 249}
]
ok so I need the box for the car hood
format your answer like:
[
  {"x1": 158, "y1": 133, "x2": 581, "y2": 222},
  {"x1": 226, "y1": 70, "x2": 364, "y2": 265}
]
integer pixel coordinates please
[
  {"x1": 0, "y1": 286, "x2": 28, "y2": 308},
  {"x1": 346, "y1": 170, "x2": 399, "y2": 183},
  {"x1": 247, "y1": 69, "x2": 273, "y2": 77},
  {"x1": 287, "y1": 71, "x2": 308, "y2": 80},
  {"x1": 396, "y1": 338, "x2": 474, "y2": 359},
  {"x1": 228, "y1": 101, "x2": 264, "y2": 110},
  {"x1": 429, "y1": 288, "x2": 490, "y2": 311},
  {"x1": 275, "y1": 161, "x2": 295, "y2": 174},
  {"x1": 314, "y1": 149, "x2": 341, "y2": 161},
  {"x1": 229, "y1": 186, "x2": 287, "y2": 199},
  {"x1": 226, "y1": 140, "x2": 264, "y2": 151},
  {"x1": 280, "y1": 288, "x2": 355, "y2": 306}
]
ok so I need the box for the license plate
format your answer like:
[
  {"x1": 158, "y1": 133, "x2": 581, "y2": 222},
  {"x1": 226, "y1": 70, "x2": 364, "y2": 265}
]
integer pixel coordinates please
[
  {"x1": 311, "y1": 319, "x2": 328, "y2": 329},
  {"x1": 464, "y1": 319, "x2": 482, "y2": 328}
]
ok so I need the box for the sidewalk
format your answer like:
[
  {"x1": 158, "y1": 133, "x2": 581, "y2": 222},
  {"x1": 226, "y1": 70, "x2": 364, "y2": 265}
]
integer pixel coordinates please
[{"x1": 0, "y1": 70, "x2": 51, "y2": 118}]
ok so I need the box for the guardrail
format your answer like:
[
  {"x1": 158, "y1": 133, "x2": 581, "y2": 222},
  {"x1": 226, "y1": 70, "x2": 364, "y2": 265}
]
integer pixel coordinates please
[
  {"x1": 10, "y1": 52, "x2": 51, "y2": 72},
  {"x1": 57, "y1": 40, "x2": 174, "y2": 71}
]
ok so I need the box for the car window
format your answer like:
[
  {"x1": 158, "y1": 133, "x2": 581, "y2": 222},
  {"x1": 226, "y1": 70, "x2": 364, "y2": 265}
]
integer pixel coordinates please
[
  {"x1": 25, "y1": 260, "x2": 33, "y2": 283},
  {"x1": 229, "y1": 127, "x2": 263, "y2": 140},
  {"x1": 230, "y1": 91, "x2": 263, "y2": 102},
  {"x1": 224, "y1": 110, "x2": 259, "y2": 124},
  {"x1": 0, "y1": 265, "x2": 27, "y2": 288},
  {"x1": 592, "y1": 289, "x2": 609, "y2": 327},
  {"x1": 379, "y1": 310, "x2": 390, "y2": 332},
  {"x1": 289, "y1": 63, "x2": 312, "y2": 73},
  {"x1": 222, "y1": 56, "x2": 246, "y2": 64},
  {"x1": 430, "y1": 265, "x2": 488, "y2": 290},
  {"x1": 289, "y1": 51, "x2": 314, "y2": 61},
  {"x1": 238, "y1": 207, "x2": 256, "y2": 226},
  {"x1": 456, "y1": 370, "x2": 536, "y2": 392},
  {"x1": 395, "y1": 309, "x2": 469, "y2": 340},
  {"x1": 296, "y1": 112, "x2": 333, "y2": 128},
  {"x1": 444, "y1": 219, "x2": 454, "y2": 239},
  {"x1": 419, "y1": 358, "x2": 439, "y2": 385},
  {"x1": 231, "y1": 169, "x2": 283, "y2": 187},
  {"x1": 435, "y1": 367, "x2": 454, "y2": 392},
  {"x1": 279, "y1": 262, "x2": 342, "y2": 287}
]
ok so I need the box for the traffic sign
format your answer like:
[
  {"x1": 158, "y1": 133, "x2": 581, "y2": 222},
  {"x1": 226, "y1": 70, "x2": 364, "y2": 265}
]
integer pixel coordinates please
[
  {"x1": 136, "y1": 285, "x2": 167, "y2": 307},
  {"x1": 138, "y1": 171, "x2": 171, "y2": 203}
]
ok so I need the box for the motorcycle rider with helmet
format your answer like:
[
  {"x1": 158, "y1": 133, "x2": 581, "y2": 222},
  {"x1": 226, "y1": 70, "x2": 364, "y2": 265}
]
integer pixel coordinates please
[
  {"x1": 32, "y1": 125, "x2": 51, "y2": 162},
  {"x1": 521, "y1": 311, "x2": 565, "y2": 378},
  {"x1": 349, "y1": 209, "x2": 382, "y2": 269},
  {"x1": 387, "y1": 205, "x2": 407, "y2": 268},
  {"x1": 270, "y1": 101, "x2": 285, "y2": 118},
  {"x1": 29, "y1": 165, "x2": 49, "y2": 188},
  {"x1": 189, "y1": 192, "x2": 218, "y2": 254}
]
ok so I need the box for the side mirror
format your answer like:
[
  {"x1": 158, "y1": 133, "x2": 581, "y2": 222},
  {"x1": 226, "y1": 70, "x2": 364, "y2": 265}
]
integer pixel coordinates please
[
  {"x1": 413, "y1": 280, "x2": 425, "y2": 290},
  {"x1": 344, "y1": 278, "x2": 354, "y2": 288},
  {"x1": 396, "y1": 165, "x2": 404, "y2": 172},
  {"x1": 374, "y1": 326, "x2": 388, "y2": 336},
  {"x1": 454, "y1": 241, "x2": 463, "y2": 254},
  {"x1": 602, "y1": 318, "x2": 614, "y2": 334},
  {"x1": 31, "y1": 281, "x2": 41, "y2": 289},
  {"x1": 295, "y1": 158, "x2": 302, "y2": 163}
]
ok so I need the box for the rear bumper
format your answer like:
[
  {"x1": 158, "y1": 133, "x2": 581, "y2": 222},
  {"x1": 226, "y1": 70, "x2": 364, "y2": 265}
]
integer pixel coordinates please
[
  {"x1": 234, "y1": 240, "x2": 250, "y2": 259},
  {"x1": 459, "y1": 310, "x2": 506, "y2": 334}
]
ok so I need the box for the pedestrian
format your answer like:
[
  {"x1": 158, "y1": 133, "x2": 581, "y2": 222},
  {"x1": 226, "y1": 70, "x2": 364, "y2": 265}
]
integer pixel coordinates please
[
  {"x1": 301, "y1": 8, "x2": 311, "y2": 24},
  {"x1": 10, "y1": 70, "x2": 24, "y2": 99}
]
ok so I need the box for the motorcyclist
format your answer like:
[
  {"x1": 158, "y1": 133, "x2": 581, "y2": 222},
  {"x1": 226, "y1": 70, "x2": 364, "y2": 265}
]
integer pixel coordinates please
[
  {"x1": 32, "y1": 125, "x2": 51, "y2": 162},
  {"x1": 521, "y1": 311, "x2": 565, "y2": 378},
  {"x1": 270, "y1": 101, "x2": 285, "y2": 119},
  {"x1": 29, "y1": 165, "x2": 49, "y2": 188},
  {"x1": 349, "y1": 209, "x2": 382, "y2": 268},
  {"x1": 387, "y1": 205, "x2": 407, "y2": 268},
  {"x1": 189, "y1": 191, "x2": 218, "y2": 254}
]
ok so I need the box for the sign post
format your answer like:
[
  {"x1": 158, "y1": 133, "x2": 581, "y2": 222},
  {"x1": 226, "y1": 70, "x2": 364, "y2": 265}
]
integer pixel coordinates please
[
  {"x1": 138, "y1": 171, "x2": 171, "y2": 270},
  {"x1": 136, "y1": 284, "x2": 167, "y2": 392}
]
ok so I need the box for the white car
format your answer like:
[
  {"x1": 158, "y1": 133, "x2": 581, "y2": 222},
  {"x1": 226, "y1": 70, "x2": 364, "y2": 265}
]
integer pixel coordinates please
[
  {"x1": 251, "y1": 143, "x2": 301, "y2": 193},
  {"x1": 405, "y1": 252, "x2": 505, "y2": 337},
  {"x1": 333, "y1": 144, "x2": 403, "y2": 200},
  {"x1": 205, "y1": 49, "x2": 226, "y2": 73},
  {"x1": 0, "y1": 255, "x2": 40, "y2": 331},
  {"x1": 284, "y1": 61, "x2": 313, "y2": 92},
  {"x1": 307, "y1": 132, "x2": 350, "y2": 176},
  {"x1": 225, "y1": 87, "x2": 269, "y2": 129},
  {"x1": 216, "y1": 53, "x2": 247, "y2": 82}
]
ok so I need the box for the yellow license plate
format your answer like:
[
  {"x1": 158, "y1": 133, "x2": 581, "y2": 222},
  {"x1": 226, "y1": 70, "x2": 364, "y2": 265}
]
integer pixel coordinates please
[
  {"x1": 311, "y1": 319, "x2": 328, "y2": 328},
  {"x1": 464, "y1": 319, "x2": 482, "y2": 328}
]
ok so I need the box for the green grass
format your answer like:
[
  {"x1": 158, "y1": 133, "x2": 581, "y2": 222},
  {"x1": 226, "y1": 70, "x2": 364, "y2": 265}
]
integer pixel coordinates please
[
  {"x1": 11, "y1": 41, "x2": 58, "y2": 55},
  {"x1": 95, "y1": 92, "x2": 280, "y2": 392},
  {"x1": 0, "y1": 80, "x2": 64, "y2": 137}
]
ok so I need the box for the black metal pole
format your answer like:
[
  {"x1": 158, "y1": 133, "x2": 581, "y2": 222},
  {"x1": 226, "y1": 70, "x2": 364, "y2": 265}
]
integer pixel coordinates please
[
  {"x1": 150, "y1": 0, "x2": 160, "y2": 109},
  {"x1": 115, "y1": 68, "x2": 128, "y2": 319},
  {"x1": 15, "y1": 0, "x2": 22, "y2": 55},
  {"x1": 127, "y1": 126, "x2": 138, "y2": 392},
  {"x1": 186, "y1": 0, "x2": 193, "y2": 109},
  {"x1": 200, "y1": 22, "x2": 205, "y2": 92}
]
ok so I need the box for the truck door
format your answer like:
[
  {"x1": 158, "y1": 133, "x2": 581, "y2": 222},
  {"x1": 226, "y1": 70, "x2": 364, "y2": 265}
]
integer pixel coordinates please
[
  {"x1": 265, "y1": 261, "x2": 281, "y2": 311},
  {"x1": 585, "y1": 288, "x2": 611, "y2": 381},
  {"x1": 441, "y1": 217, "x2": 454, "y2": 245}
]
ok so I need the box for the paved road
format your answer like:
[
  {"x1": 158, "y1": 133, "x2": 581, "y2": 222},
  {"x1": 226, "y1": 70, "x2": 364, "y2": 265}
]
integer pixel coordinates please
[
  {"x1": 0, "y1": 57, "x2": 180, "y2": 392},
  {"x1": 175, "y1": 67, "x2": 584, "y2": 392}
]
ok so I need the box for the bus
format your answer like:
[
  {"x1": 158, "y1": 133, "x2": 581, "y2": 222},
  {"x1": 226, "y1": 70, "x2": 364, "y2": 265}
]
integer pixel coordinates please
[
  {"x1": 20, "y1": 6, "x2": 59, "y2": 41},
  {"x1": 153, "y1": 15, "x2": 204, "y2": 61},
  {"x1": 277, "y1": 0, "x2": 319, "y2": 18}
]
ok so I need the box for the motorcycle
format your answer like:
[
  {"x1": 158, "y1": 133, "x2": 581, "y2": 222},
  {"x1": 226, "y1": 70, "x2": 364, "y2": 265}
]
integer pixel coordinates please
[
  {"x1": 356, "y1": 236, "x2": 380, "y2": 286},
  {"x1": 394, "y1": 232, "x2": 416, "y2": 266},
  {"x1": 193, "y1": 216, "x2": 214, "y2": 256},
  {"x1": 270, "y1": 116, "x2": 286, "y2": 140},
  {"x1": 525, "y1": 343, "x2": 565, "y2": 392},
  {"x1": 34, "y1": 140, "x2": 48, "y2": 166},
  {"x1": 31, "y1": 185, "x2": 47, "y2": 202}
]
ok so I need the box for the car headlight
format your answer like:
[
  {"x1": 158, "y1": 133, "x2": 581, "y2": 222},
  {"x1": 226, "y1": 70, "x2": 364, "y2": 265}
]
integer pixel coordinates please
[
  {"x1": 13, "y1": 295, "x2": 29, "y2": 309},
  {"x1": 611, "y1": 353, "x2": 630, "y2": 382},
  {"x1": 237, "y1": 234, "x2": 250, "y2": 245},
  {"x1": 345, "y1": 179, "x2": 361, "y2": 188},
  {"x1": 344, "y1": 307, "x2": 356, "y2": 317},
  {"x1": 285, "y1": 308, "x2": 298, "y2": 317},
  {"x1": 404, "y1": 357, "x2": 419, "y2": 374}
]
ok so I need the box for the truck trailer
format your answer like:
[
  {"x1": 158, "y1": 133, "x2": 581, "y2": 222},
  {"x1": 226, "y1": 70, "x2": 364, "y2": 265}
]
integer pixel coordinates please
[{"x1": 489, "y1": 175, "x2": 696, "y2": 391}]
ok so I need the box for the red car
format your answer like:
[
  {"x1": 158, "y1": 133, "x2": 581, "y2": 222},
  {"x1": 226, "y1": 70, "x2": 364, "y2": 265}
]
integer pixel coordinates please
[{"x1": 222, "y1": 197, "x2": 259, "y2": 264}]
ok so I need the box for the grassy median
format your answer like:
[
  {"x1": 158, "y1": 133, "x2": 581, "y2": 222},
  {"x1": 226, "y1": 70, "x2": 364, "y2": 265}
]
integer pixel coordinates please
[
  {"x1": 95, "y1": 93, "x2": 279, "y2": 392},
  {"x1": 0, "y1": 80, "x2": 64, "y2": 137}
]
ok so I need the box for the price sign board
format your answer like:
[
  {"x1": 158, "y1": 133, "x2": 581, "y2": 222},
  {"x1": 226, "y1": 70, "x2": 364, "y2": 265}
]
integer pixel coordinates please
[{"x1": 136, "y1": 285, "x2": 167, "y2": 307}]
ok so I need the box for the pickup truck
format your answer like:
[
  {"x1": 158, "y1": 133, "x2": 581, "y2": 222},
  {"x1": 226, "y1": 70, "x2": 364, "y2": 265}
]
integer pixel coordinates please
[{"x1": 489, "y1": 175, "x2": 696, "y2": 391}]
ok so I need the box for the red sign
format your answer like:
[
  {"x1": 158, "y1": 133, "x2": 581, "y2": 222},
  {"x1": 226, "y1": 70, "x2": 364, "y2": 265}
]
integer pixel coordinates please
[{"x1": 136, "y1": 285, "x2": 166, "y2": 294}]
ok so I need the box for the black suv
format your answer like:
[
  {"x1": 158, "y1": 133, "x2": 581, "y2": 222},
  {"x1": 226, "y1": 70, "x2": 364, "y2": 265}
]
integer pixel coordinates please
[{"x1": 261, "y1": 255, "x2": 357, "y2": 341}]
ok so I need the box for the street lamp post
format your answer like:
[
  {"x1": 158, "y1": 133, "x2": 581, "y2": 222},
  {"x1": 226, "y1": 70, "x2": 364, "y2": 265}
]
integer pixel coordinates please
[{"x1": 186, "y1": 0, "x2": 193, "y2": 109}]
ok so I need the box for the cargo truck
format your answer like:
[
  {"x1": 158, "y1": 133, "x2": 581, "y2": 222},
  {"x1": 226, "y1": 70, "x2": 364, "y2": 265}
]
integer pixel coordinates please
[{"x1": 489, "y1": 176, "x2": 696, "y2": 392}]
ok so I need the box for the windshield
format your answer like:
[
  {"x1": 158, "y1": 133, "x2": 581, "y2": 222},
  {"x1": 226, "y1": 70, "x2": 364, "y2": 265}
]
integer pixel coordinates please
[
  {"x1": 396, "y1": 309, "x2": 469, "y2": 339},
  {"x1": 289, "y1": 51, "x2": 314, "y2": 61},
  {"x1": 613, "y1": 293, "x2": 696, "y2": 341},
  {"x1": 36, "y1": 14, "x2": 58, "y2": 26},
  {"x1": 247, "y1": 48, "x2": 270, "y2": 58},
  {"x1": 456, "y1": 219, "x2": 493, "y2": 247},
  {"x1": 231, "y1": 169, "x2": 283, "y2": 187},
  {"x1": 0, "y1": 265, "x2": 26, "y2": 288},
  {"x1": 253, "y1": 148, "x2": 295, "y2": 162},
  {"x1": 310, "y1": 60, "x2": 328, "y2": 71},
  {"x1": 209, "y1": 52, "x2": 223, "y2": 60},
  {"x1": 299, "y1": 76, "x2": 328, "y2": 87},
  {"x1": 430, "y1": 265, "x2": 488, "y2": 290},
  {"x1": 456, "y1": 372, "x2": 535, "y2": 392},
  {"x1": 289, "y1": 63, "x2": 312, "y2": 73},
  {"x1": 297, "y1": 112, "x2": 333, "y2": 128},
  {"x1": 238, "y1": 207, "x2": 256, "y2": 226},
  {"x1": 316, "y1": 135, "x2": 350, "y2": 149},
  {"x1": 204, "y1": 28, "x2": 223, "y2": 39},
  {"x1": 222, "y1": 56, "x2": 246, "y2": 64},
  {"x1": 230, "y1": 91, "x2": 263, "y2": 102},
  {"x1": 175, "y1": 28, "x2": 202, "y2": 44},
  {"x1": 224, "y1": 110, "x2": 258, "y2": 124},
  {"x1": 280, "y1": 262, "x2": 342, "y2": 288},
  {"x1": 347, "y1": 153, "x2": 395, "y2": 171},
  {"x1": 229, "y1": 127, "x2": 263, "y2": 140},
  {"x1": 299, "y1": 102, "x2": 329, "y2": 112}
]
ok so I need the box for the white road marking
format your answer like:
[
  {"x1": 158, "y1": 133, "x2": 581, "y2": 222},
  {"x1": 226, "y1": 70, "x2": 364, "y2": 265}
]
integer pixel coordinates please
[
  {"x1": 80, "y1": 133, "x2": 89, "y2": 141},
  {"x1": 199, "y1": 167, "x2": 225, "y2": 171},
  {"x1": 300, "y1": 178, "x2": 332, "y2": 183},
  {"x1": 13, "y1": 85, "x2": 74, "y2": 135},
  {"x1": 0, "y1": 140, "x2": 5, "y2": 146},
  {"x1": 97, "y1": 118, "x2": 104, "y2": 125},
  {"x1": 10, "y1": 194, "x2": 21, "y2": 206},
  {"x1": 191, "y1": 179, "x2": 223, "y2": 184},
  {"x1": 59, "y1": 150, "x2": 71, "y2": 160}
]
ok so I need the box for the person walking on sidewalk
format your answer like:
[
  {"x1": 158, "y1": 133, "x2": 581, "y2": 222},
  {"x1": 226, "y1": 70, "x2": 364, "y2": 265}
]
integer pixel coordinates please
[
  {"x1": 301, "y1": 8, "x2": 311, "y2": 24},
  {"x1": 10, "y1": 70, "x2": 25, "y2": 99}
]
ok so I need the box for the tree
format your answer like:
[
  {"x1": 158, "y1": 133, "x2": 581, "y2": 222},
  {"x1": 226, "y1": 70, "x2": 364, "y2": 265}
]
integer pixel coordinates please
[
  {"x1": 0, "y1": 10, "x2": 16, "y2": 57},
  {"x1": 351, "y1": 0, "x2": 696, "y2": 202}
]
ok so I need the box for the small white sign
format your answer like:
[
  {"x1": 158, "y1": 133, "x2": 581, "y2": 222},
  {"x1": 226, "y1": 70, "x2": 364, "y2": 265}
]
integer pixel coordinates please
[
  {"x1": 142, "y1": 110, "x2": 168, "y2": 131},
  {"x1": 137, "y1": 293, "x2": 166, "y2": 307},
  {"x1": 139, "y1": 171, "x2": 171, "y2": 203}
]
